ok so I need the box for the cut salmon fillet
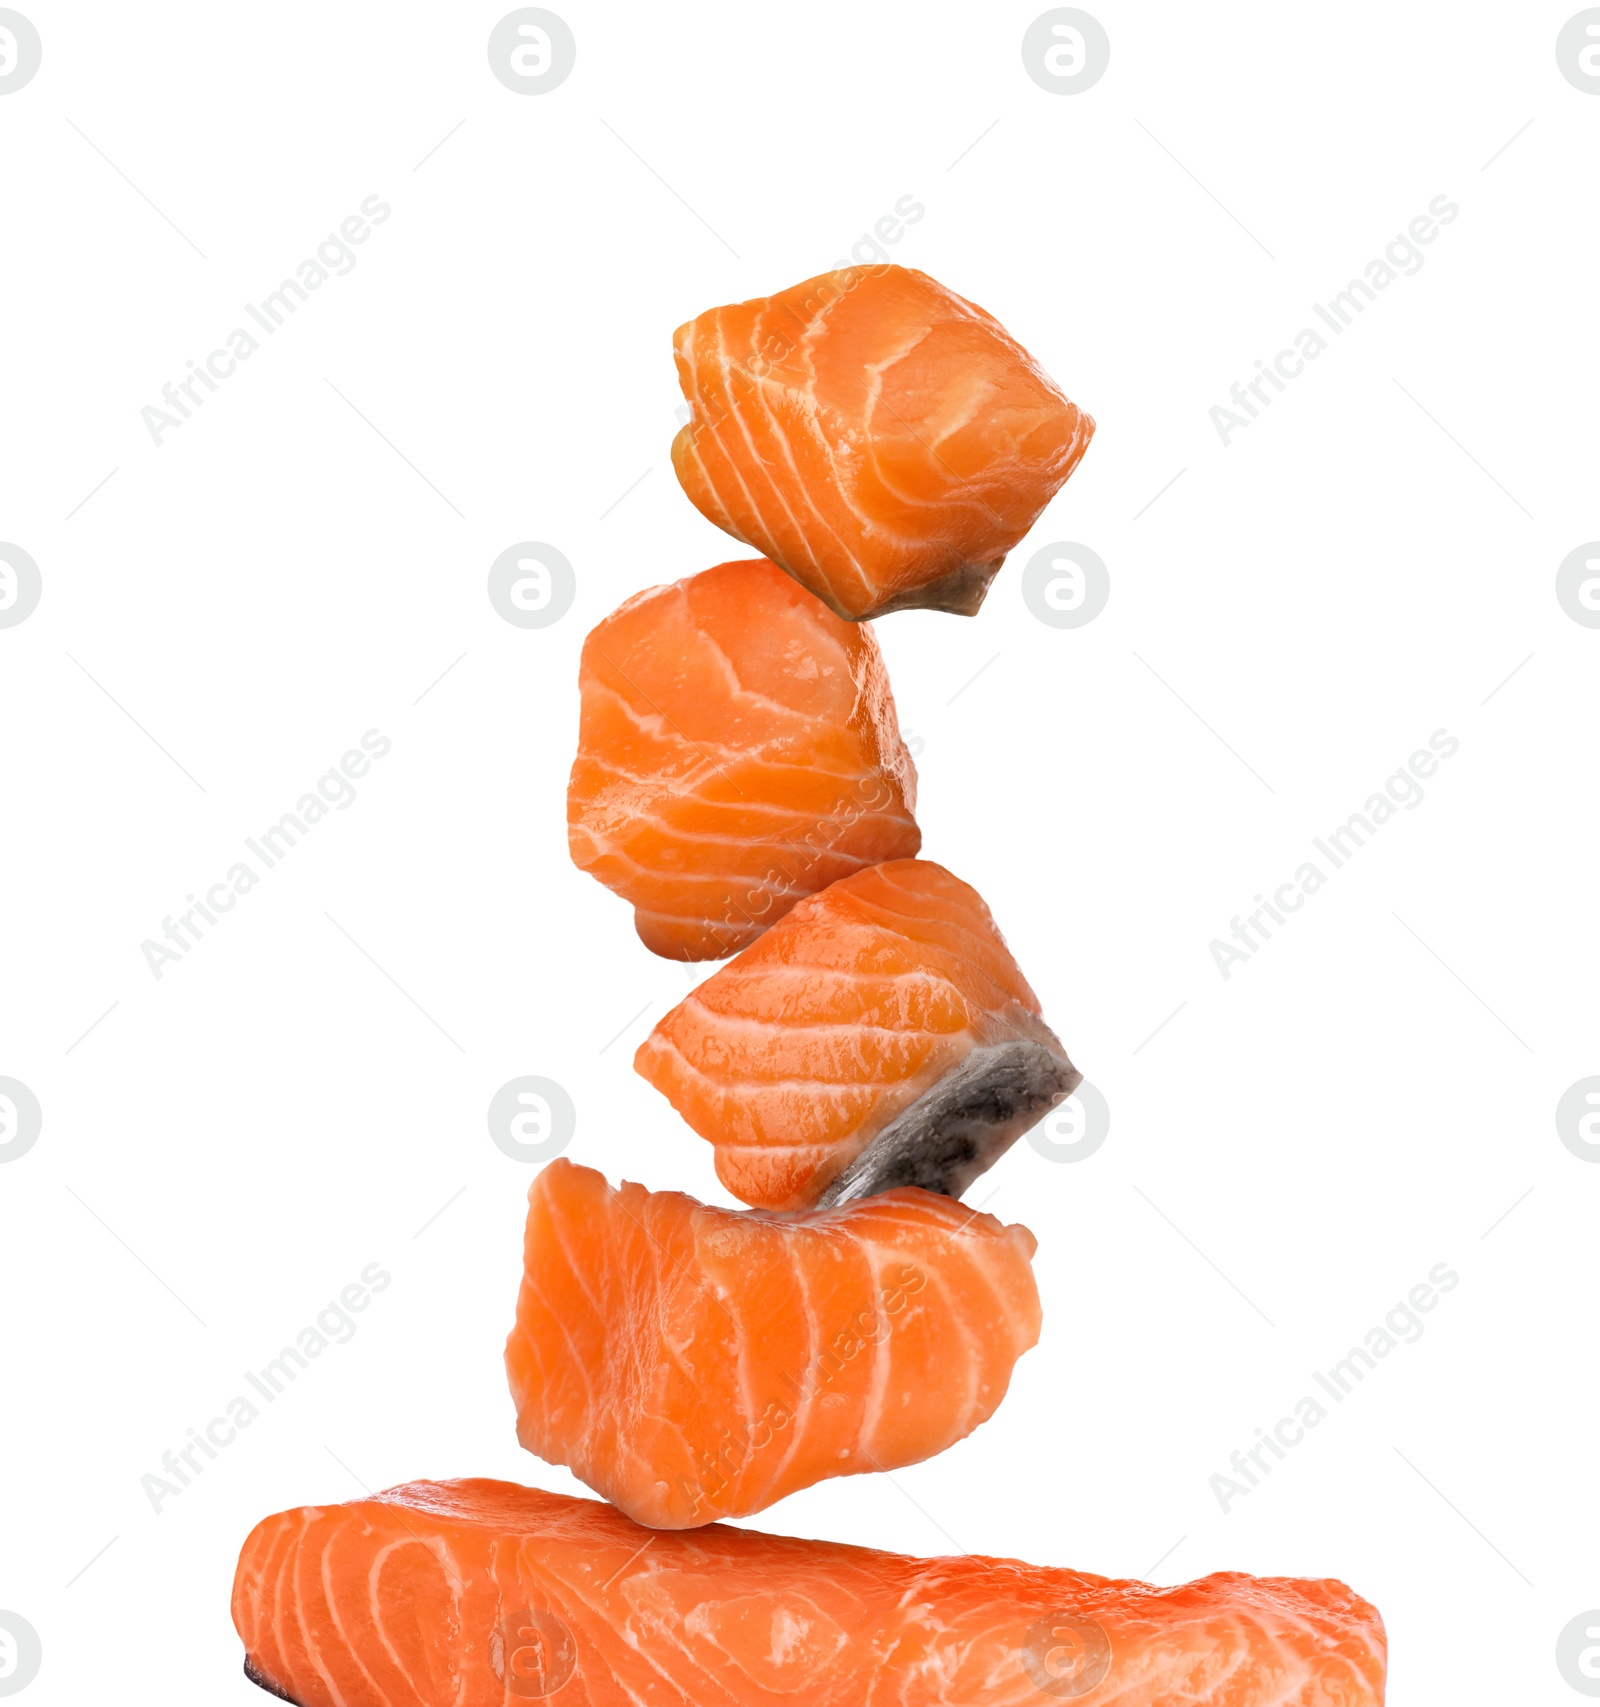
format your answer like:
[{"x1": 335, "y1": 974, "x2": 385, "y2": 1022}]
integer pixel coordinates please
[
  {"x1": 566, "y1": 556, "x2": 920, "y2": 960},
  {"x1": 503, "y1": 1158, "x2": 1040, "y2": 1529},
  {"x1": 671, "y1": 265, "x2": 1094, "y2": 621},
  {"x1": 636, "y1": 858, "x2": 1080, "y2": 1210},
  {"x1": 233, "y1": 1478, "x2": 1388, "y2": 1706}
]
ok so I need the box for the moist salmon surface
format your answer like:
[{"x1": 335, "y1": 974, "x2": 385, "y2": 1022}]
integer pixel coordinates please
[
  {"x1": 636, "y1": 859, "x2": 1078, "y2": 1209},
  {"x1": 232, "y1": 1478, "x2": 1387, "y2": 1706},
  {"x1": 566, "y1": 556, "x2": 920, "y2": 960},
  {"x1": 671, "y1": 265, "x2": 1094, "y2": 621},
  {"x1": 503, "y1": 1158, "x2": 1041, "y2": 1528}
]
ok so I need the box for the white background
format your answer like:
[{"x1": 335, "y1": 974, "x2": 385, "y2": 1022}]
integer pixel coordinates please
[{"x1": 1, "y1": 3, "x2": 1596, "y2": 1701}]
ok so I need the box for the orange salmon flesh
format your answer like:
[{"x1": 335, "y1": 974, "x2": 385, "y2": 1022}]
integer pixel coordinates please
[
  {"x1": 672, "y1": 265, "x2": 1094, "y2": 620},
  {"x1": 232, "y1": 1479, "x2": 1387, "y2": 1706},
  {"x1": 504, "y1": 1158, "x2": 1040, "y2": 1528},
  {"x1": 636, "y1": 859, "x2": 1079, "y2": 1209},
  {"x1": 567, "y1": 557, "x2": 920, "y2": 960}
]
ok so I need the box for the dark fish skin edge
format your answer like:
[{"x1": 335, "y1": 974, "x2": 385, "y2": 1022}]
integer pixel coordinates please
[
  {"x1": 244, "y1": 1656, "x2": 301, "y2": 1703},
  {"x1": 762, "y1": 544, "x2": 999, "y2": 619},
  {"x1": 841, "y1": 556, "x2": 998, "y2": 619},
  {"x1": 817, "y1": 1040, "x2": 1082, "y2": 1206}
]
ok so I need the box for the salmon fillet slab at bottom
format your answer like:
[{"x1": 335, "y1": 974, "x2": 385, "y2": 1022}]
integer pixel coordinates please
[{"x1": 231, "y1": 1479, "x2": 1386, "y2": 1706}]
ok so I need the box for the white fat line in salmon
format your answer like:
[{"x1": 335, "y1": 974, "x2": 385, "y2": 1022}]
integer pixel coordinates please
[
  {"x1": 139, "y1": 729, "x2": 392, "y2": 981},
  {"x1": 140, "y1": 1263, "x2": 391, "y2": 1515},
  {"x1": 693, "y1": 761, "x2": 912, "y2": 959},
  {"x1": 1209, "y1": 194, "x2": 1460, "y2": 448},
  {"x1": 679, "y1": 1261, "x2": 928, "y2": 1520},
  {"x1": 139, "y1": 194, "x2": 392, "y2": 448},
  {"x1": 1209, "y1": 728, "x2": 1459, "y2": 980},
  {"x1": 672, "y1": 201, "x2": 928, "y2": 432},
  {"x1": 680, "y1": 255, "x2": 908, "y2": 441},
  {"x1": 1210, "y1": 1261, "x2": 1459, "y2": 1514}
]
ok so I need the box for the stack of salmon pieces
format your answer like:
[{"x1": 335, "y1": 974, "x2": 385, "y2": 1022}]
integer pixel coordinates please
[{"x1": 231, "y1": 265, "x2": 1387, "y2": 1705}]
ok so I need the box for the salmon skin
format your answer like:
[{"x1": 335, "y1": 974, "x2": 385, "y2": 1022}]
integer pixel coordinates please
[
  {"x1": 636, "y1": 859, "x2": 1080, "y2": 1211},
  {"x1": 566, "y1": 556, "x2": 920, "y2": 961},
  {"x1": 503, "y1": 1158, "x2": 1040, "y2": 1529},
  {"x1": 671, "y1": 264, "x2": 1094, "y2": 622},
  {"x1": 233, "y1": 1478, "x2": 1387, "y2": 1706}
]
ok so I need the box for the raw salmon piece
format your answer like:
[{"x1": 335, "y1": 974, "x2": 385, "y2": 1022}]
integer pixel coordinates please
[
  {"x1": 233, "y1": 1478, "x2": 1388, "y2": 1706},
  {"x1": 671, "y1": 264, "x2": 1094, "y2": 621},
  {"x1": 503, "y1": 1157, "x2": 1040, "y2": 1529},
  {"x1": 567, "y1": 556, "x2": 920, "y2": 960},
  {"x1": 635, "y1": 858, "x2": 1080, "y2": 1211}
]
